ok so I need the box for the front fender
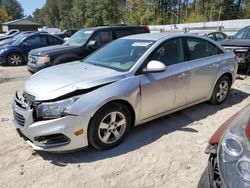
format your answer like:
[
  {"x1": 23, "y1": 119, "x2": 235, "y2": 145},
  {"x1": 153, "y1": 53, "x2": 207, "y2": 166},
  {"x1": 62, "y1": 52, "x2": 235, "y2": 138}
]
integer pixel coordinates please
[
  {"x1": 3, "y1": 47, "x2": 26, "y2": 60},
  {"x1": 69, "y1": 76, "x2": 141, "y2": 123}
]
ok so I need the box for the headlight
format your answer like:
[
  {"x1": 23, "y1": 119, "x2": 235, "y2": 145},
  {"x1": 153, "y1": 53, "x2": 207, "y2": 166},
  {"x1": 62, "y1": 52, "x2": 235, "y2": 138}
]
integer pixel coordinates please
[
  {"x1": 36, "y1": 56, "x2": 50, "y2": 65},
  {"x1": 218, "y1": 106, "x2": 250, "y2": 188},
  {"x1": 37, "y1": 97, "x2": 78, "y2": 119}
]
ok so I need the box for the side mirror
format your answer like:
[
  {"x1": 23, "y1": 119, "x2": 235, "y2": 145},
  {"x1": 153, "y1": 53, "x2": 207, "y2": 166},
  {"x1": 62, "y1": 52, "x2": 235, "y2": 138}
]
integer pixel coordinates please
[
  {"x1": 143, "y1": 60, "x2": 166, "y2": 73},
  {"x1": 87, "y1": 40, "x2": 97, "y2": 48},
  {"x1": 228, "y1": 35, "x2": 234, "y2": 39}
]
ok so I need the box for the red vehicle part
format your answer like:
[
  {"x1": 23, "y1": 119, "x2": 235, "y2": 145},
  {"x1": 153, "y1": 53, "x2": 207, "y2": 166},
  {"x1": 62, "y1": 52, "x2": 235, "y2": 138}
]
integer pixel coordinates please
[
  {"x1": 246, "y1": 120, "x2": 250, "y2": 139},
  {"x1": 209, "y1": 105, "x2": 250, "y2": 144}
]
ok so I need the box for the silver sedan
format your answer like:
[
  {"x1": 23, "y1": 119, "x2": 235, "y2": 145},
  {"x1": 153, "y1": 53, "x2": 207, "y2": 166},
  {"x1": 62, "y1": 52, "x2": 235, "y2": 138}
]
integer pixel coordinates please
[{"x1": 12, "y1": 33, "x2": 237, "y2": 152}]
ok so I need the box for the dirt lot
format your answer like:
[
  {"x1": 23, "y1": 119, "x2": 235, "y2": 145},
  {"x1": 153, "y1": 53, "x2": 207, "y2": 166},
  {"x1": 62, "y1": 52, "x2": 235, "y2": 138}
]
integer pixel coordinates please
[{"x1": 0, "y1": 65, "x2": 250, "y2": 188}]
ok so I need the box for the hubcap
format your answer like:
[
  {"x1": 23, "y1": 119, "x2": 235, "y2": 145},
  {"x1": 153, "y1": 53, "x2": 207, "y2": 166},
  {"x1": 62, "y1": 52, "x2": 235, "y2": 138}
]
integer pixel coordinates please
[
  {"x1": 216, "y1": 81, "x2": 229, "y2": 102},
  {"x1": 9, "y1": 55, "x2": 22, "y2": 65},
  {"x1": 98, "y1": 111, "x2": 126, "y2": 144}
]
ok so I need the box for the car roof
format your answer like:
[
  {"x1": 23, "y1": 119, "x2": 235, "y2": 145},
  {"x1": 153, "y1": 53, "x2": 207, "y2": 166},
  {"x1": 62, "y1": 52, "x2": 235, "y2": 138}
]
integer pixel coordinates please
[
  {"x1": 122, "y1": 33, "x2": 203, "y2": 41},
  {"x1": 82, "y1": 25, "x2": 146, "y2": 31},
  {"x1": 21, "y1": 32, "x2": 64, "y2": 42}
]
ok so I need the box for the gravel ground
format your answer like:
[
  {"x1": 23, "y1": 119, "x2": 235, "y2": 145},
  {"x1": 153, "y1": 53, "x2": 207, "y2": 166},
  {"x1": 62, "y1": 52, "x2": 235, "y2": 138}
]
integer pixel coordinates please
[{"x1": 0, "y1": 65, "x2": 250, "y2": 188}]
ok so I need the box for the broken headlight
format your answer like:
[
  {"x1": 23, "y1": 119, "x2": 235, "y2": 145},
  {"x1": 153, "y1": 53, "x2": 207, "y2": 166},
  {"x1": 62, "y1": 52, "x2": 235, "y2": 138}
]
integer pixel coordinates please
[
  {"x1": 37, "y1": 97, "x2": 79, "y2": 119},
  {"x1": 218, "y1": 105, "x2": 250, "y2": 188}
]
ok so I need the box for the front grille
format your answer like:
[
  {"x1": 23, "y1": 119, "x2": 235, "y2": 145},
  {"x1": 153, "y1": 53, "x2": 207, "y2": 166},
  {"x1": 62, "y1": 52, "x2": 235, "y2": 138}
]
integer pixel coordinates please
[{"x1": 14, "y1": 111, "x2": 25, "y2": 126}]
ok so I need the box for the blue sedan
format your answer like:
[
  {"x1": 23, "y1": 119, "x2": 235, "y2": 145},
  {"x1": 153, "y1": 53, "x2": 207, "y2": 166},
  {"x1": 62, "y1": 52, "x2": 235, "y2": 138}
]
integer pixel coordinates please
[{"x1": 0, "y1": 32, "x2": 64, "y2": 66}]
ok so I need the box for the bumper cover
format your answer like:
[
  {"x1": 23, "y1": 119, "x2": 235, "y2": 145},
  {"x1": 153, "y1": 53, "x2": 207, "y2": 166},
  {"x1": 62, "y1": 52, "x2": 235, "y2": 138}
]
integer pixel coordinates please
[
  {"x1": 0, "y1": 55, "x2": 7, "y2": 64},
  {"x1": 27, "y1": 61, "x2": 50, "y2": 73},
  {"x1": 12, "y1": 92, "x2": 91, "y2": 152}
]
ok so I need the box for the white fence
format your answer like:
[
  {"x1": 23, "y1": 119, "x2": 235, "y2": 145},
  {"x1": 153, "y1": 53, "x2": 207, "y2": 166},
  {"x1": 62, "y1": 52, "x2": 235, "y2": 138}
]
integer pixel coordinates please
[{"x1": 149, "y1": 19, "x2": 250, "y2": 35}]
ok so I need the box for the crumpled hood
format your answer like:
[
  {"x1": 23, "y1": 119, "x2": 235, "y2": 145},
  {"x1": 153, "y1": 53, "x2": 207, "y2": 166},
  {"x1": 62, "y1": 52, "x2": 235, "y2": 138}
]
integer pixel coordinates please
[
  {"x1": 24, "y1": 61, "x2": 126, "y2": 101},
  {"x1": 219, "y1": 39, "x2": 250, "y2": 47},
  {"x1": 29, "y1": 44, "x2": 78, "y2": 56}
]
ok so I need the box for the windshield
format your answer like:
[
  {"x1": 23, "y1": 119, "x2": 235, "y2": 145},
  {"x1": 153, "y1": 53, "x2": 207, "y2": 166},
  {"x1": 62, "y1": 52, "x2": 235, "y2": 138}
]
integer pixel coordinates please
[
  {"x1": 12, "y1": 32, "x2": 28, "y2": 41},
  {"x1": 64, "y1": 29, "x2": 93, "y2": 46},
  {"x1": 11, "y1": 35, "x2": 26, "y2": 45},
  {"x1": 85, "y1": 39, "x2": 154, "y2": 72},
  {"x1": 234, "y1": 27, "x2": 250, "y2": 39}
]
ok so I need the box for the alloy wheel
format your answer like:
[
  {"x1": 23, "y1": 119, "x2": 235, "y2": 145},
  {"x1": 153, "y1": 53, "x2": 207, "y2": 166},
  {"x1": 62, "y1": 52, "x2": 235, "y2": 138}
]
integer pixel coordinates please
[
  {"x1": 216, "y1": 80, "x2": 229, "y2": 103},
  {"x1": 98, "y1": 111, "x2": 127, "y2": 144},
  {"x1": 8, "y1": 54, "x2": 22, "y2": 65}
]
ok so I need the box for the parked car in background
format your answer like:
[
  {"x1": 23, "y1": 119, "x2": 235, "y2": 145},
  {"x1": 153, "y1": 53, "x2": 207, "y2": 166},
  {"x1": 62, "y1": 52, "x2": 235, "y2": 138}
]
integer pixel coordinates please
[
  {"x1": 220, "y1": 26, "x2": 250, "y2": 71},
  {"x1": 0, "y1": 31, "x2": 34, "y2": 47},
  {"x1": 13, "y1": 33, "x2": 237, "y2": 152},
  {"x1": 0, "y1": 29, "x2": 19, "y2": 38},
  {"x1": 55, "y1": 29, "x2": 78, "y2": 40},
  {"x1": 0, "y1": 32, "x2": 64, "y2": 66},
  {"x1": 198, "y1": 104, "x2": 250, "y2": 188},
  {"x1": 27, "y1": 25, "x2": 150, "y2": 73},
  {"x1": 205, "y1": 32, "x2": 228, "y2": 41}
]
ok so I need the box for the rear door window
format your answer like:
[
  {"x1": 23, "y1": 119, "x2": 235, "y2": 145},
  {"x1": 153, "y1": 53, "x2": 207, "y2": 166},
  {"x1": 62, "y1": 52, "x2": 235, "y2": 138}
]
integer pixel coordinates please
[
  {"x1": 133, "y1": 27, "x2": 147, "y2": 34},
  {"x1": 92, "y1": 31, "x2": 113, "y2": 46},
  {"x1": 114, "y1": 29, "x2": 135, "y2": 38},
  {"x1": 47, "y1": 36, "x2": 62, "y2": 45},
  {"x1": 185, "y1": 37, "x2": 223, "y2": 60}
]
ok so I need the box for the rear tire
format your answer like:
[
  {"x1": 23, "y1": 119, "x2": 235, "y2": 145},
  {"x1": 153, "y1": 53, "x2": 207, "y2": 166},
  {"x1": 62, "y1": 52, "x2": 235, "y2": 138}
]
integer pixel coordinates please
[
  {"x1": 7, "y1": 53, "x2": 24, "y2": 66},
  {"x1": 210, "y1": 75, "x2": 231, "y2": 105},
  {"x1": 88, "y1": 103, "x2": 131, "y2": 150}
]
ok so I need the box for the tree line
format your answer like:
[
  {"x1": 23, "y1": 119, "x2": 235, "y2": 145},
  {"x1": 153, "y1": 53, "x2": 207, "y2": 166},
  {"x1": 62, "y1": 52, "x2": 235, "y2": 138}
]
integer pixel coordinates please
[
  {"x1": 1, "y1": 0, "x2": 250, "y2": 30},
  {"x1": 0, "y1": 0, "x2": 23, "y2": 30}
]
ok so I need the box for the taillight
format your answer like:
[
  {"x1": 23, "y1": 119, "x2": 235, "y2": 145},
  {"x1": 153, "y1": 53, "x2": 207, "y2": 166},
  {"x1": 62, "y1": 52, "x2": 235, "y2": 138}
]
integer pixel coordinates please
[
  {"x1": 246, "y1": 120, "x2": 250, "y2": 139},
  {"x1": 144, "y1": 25, "x2": 150, "y2": 33}
]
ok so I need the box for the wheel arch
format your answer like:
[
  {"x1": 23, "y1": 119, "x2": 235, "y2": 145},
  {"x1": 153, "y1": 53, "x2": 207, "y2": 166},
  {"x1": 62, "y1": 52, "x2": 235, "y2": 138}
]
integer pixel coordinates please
[
  {"x1": 209, "y1": 72, "x2": 234, "y2": 99},
  {"x1": 6, "y1": 51, "x2": 25, "y2": 64},
  {"x1": 221, "y1": 72, "x2": 233, "y2": 86},
  {"x1": 92, "y1": 99, "x2": 136, "y2": 128}
]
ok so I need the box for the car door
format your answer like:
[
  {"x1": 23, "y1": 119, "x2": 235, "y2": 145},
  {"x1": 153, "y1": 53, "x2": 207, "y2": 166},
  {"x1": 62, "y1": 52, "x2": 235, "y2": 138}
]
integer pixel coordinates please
[
  {"x1": 140, "y1": 37, "x2": 190, "y2": 120},
  {"x1": 22, "y1": 35, "x2": 48, "y2": 54},
  {"x1": 47, "y1": 35, "x2": 63, "y2": 46},
  {"x1": 184, "y1": 37, "x2": 222, "y2": 103}
]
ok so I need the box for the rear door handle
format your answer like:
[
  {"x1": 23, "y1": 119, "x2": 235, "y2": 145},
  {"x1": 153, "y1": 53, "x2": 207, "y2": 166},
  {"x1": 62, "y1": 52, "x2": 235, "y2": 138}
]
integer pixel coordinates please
[
  {"x1": 210, "y1": 64, "x2": 218, "y2": 69},
  {"x1": 178, "y1": 72, "x2": 188, "y2": 79}
]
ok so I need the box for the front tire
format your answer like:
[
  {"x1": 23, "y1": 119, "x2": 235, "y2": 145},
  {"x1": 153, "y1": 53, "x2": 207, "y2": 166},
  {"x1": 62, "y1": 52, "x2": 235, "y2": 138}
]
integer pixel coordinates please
[
  {"x1": 7, "y1": 53, "x2": 24, "y2": 66},
  {"x1": 88, "y1": 103, "x2": 131, "y2": 150},
  {"x1": 210, "y1": 75, "x2": 231, "y2": 105}
]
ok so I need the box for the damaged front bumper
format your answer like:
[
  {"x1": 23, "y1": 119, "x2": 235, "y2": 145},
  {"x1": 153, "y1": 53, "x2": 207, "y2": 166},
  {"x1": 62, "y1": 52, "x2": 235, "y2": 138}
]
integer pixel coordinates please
[{"x1": 12, "y1": 92, "x2": 91, "y2": 152}]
